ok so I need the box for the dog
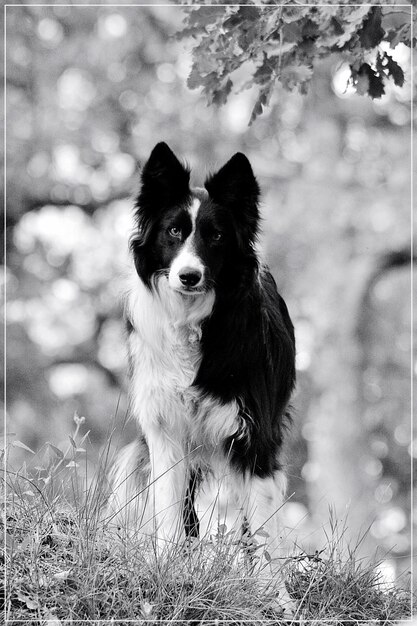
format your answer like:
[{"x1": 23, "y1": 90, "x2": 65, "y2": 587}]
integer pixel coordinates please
[{"x1": 109, "y1": 142, "x2": 296, "y2": 566}]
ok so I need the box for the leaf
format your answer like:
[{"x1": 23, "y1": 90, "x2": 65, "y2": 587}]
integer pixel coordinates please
[
  {"x1": 264, "y1": 550, "x2": 272, "y2": 562},
  {"x1": 212, "y1": 79, "x2": 233, "y2": 106},
  {"x1": 4, "y1": 532, "x2": 14, "y2": 553},
  {"x1": 255, "y1": 527, "x2": 270, "y2": 538},
  {"x1": 237, "y1": 15, "x2": 260, "y2": 51},
  {"x1": 265, "y1": 41, "x2": 296, "y2": 57},
  {"x1": 141, "y1": 601, "x2": 155, "y2": 618},
  {"x1": 224, "y1": 5, "x2": 260, "y2": 30},
  {"x1": 357, "y1": 7, "x2": 385, "y2": 49},
  {"x1": 184, "y1": 6, "x2": 229, "y2": 31},
  {"x1": 357, "y1": 63, "x2": 385, "y2": 99},
  {"x1": 344, "y1": 6, "x2": 372, "y2": 25},
  {"x1": 249, "y1": 96, "x2": 265, "y2": 126},
  {"x1": 25, "y1": 597, "x2": 40, "y2": 610},
  {"x1": 253, "y1": 56, "x2": 274, "y2": 86},
  {"x1": 329, "y1": 17, "x2": 345, "y2": 37},
  {"x1": 353, "y1": 66, "x2": 369, "y2": 96},
  {"x1": 282, "y1": 7, "x2": 304, "y2": 24},
  {"x1": 197, "y1": 54, "x2": 222, "y2": 76},
  {"x1": 249, "y1": 87, "x2": 272, "y2": 125},
  {"x1": 47, "y1": 442, "x2": 64, "y2": 459},
  {"x1": 78, "y1": 430, "x2": 91, "y2": 445},
  {"x1": 177, "y1": 25, "x2": 202, "y2": 41},
  {"x1": 53, "y1": 569, "x2": 71, "y2": 580},
  {"x1": 16, "y1": 591, "x2": 39, "y2": 610},
  {"x1": 315, "y1": 16, "x2": 350, "y2": 50},
  {"x1": 367, "y1": 72, "x2": 385, "y2": 100},
  {"x1": 17, "y1": 536, "x2": 31, "y2": 551},
  {"x1": 187, "y1": 67, "x2": 205, "y2": 90},
  {"x1": 281, "y1": 64, "x2": 313, "y2": 90},
  {"x1": 44, "y1": 613, "x2": 62, "y2": 626},
  {"x1": 282, "y1": 21, "x2": 303, "y2": 44},
  {"x1": 318, "y1": 5, "x2": 339, "y2": 18},
  {"x1": 387, "y1": 23, "x2": 411, "y2": 49},
  {"x1": 302, "y1": 19, "x2": 319, "y2": 39},
  {"x1": 12, "y1": 440, "x2": 35, "y2": 454},
  {"x1": 180, "y1": 2, "x2": 408, "y2": 124},
  {"x1": 68, "y1": 436, "x2": 77, "y2": 449},
  {"x1": 384, "y1": 52, "x2": 405, "y2": 87}
]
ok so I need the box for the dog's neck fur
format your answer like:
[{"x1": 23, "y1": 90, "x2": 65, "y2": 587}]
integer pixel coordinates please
[
  {"x1": 125, "y1": 270, "x2": 215, "y2": 345},
  {"x1": 124, "y1": 268, "x2": 238, "y2": 451}
]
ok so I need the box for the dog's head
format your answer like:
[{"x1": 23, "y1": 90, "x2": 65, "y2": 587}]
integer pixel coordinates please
[{"x1": 131, "y1": 142, "x2": 260, "y2": 295}]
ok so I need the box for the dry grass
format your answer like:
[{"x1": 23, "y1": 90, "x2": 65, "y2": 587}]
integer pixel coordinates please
[{"x1": 2, "y1": 422, "x2": 412, "y2": 625}]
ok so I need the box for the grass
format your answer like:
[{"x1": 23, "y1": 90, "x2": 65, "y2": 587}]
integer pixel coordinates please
[{"x1": 2, "y1": 420, "x2": 412, "y2": 625}]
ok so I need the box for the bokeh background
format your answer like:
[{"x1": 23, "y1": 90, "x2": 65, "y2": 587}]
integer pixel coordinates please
[{"x1": 4, "y1": 4, "x2": 414, "y2": 584}]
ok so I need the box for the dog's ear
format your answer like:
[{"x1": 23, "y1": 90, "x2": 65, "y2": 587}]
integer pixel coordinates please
[
  {"x1": 205, "y1": 153, "x2": 260, "y2": 238},
  {"x1": 132, "y1": 143, "x2": 190, "y2": 264},
  {"x1": 139, "y1": 142, "x2": 190, "y2": 207}
]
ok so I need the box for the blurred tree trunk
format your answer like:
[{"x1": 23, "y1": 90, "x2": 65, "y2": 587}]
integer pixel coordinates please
[
  {"x1": 307, "y1": 257, "x2": 378, "y2": 558},
  {"x1": 307, "y1": 250, "x2": 412, "y2": 559}
]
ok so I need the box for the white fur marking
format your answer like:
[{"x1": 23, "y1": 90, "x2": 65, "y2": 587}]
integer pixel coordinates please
[
  {"x1": 168, "y1": 198, "x2": 204, "y2": 292},
  {"x1": 168, "y1": 246, "x2": 205, "y2": 291},
  {"x1": 189, "y1": 197, "x2": 201, "y2": 230}
]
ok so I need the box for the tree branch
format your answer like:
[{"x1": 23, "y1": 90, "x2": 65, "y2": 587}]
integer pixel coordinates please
[
  {"x1": 22, "y1": 190, "x2": 132, "y2": 216},
  {"x1": 49, "y1": 356, "x2": 123, "y2": 388}
]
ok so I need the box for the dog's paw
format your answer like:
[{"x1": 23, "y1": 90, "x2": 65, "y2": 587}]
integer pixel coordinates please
[{"x1": 263, "y1": 585, "x2": 298, "y2": 621}]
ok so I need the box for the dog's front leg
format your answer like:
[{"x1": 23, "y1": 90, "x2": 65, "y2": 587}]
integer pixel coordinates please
[
  {"x1": 143, "y1": 428, "x2": 186, "y2": 551},
  {"x1": 246, "y1": 472, "x2": 296, "y2": 616},
  {"x1": 246, "y1": 472, "x2": 288, "y2": 560}
]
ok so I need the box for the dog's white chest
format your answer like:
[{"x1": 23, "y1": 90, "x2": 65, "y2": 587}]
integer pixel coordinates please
[
  {"x1": 128, "y1": 323, "x2": 201, "y2": 432},
  {"x1": 125, "y1": 275, "x2": 239, "y2": 452}
]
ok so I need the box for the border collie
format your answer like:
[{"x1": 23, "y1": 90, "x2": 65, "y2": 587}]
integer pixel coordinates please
[{"x1": 110, "y1": 142, "x2": 296, "y2": 562}]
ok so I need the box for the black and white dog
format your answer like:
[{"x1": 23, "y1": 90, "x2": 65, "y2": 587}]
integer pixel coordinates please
[{"x1": 110, "y1": 142, "x2": 296, "y2": 560}]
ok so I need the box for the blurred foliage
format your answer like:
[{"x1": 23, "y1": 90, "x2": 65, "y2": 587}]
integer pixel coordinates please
[
  {"x1": 181, "y1": 2, "x2": 414, "y2": 122},
  {"x1": 3, "y1": 3, "x2": 414, "y2": 578}
]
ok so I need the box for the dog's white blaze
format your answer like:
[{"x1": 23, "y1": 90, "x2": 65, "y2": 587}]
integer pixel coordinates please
[
  {"x1": 168, "y1": 245, "x2": 204, "y2": 291},
  {"x1": 189, "y1": 197, "x2": 200, "y2": 229},
  {"x1": 168, "y1": 197, "x2": 204, "y2": 291}
]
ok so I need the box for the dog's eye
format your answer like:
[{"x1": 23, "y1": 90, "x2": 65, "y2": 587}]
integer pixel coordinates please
[
  {"x1": 168, "y1": 226, "x2": 182, "y2": 238},
  {"x1": 212, "y1": 231, "x2": 222, "y2": 242}
]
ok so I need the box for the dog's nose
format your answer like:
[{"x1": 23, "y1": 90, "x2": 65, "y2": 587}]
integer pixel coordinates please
[{"x1": 179, "y1": 268, "x2": 202, "y2": 287}]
